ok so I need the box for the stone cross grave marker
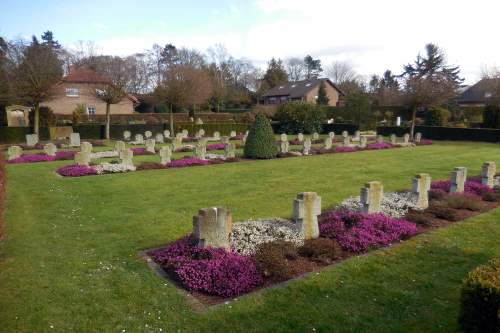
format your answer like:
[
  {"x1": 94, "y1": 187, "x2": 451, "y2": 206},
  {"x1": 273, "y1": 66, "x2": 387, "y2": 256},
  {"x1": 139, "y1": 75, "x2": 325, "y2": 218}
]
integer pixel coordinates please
[
  {"x1": 81, "y1": 142, "x2": 93, "y2": 154},
  {"x1": 293, "y1": 192, "x2": 321, "y2": 240},
  {"x1": 324, "y1": 136, "x2": 333, "y2": 150},
  {"x1": 192, "y1": 207, "x2": 232, "y2": 250},
  {"x1": 155, "y1": 133, "x2": 164, "y2": 143},
  {"x1": 44, "y1": 143, "x2": 57, "y2": 156},
  {"x1": 221, "y1": 136, "x2": 230, "y2": 144},
  {"x1": 412, "y1": 173, "x2": 431, "y2": 209},
  {"x1": 181, "y1": 129, "x2": 189, "y2": 138},
  {"x1": 414, "y1": 132, "x2": 422, "y2": 143},
  {"x1": 403, "y1": 133, "x2": 410, "y2": 145},
  {"x1": 144, "y1": 131, "x2": 152, "y2": 139},
  {"x1": 312, "y1": 132, "x2": 319, "y2": 140},
  {"x1": 481, "y1": 162, "x2": 496, "y2": 188},
  {"x1": 134, "y1": 134, "x2": 144, "y2": 144},
  {"x1": 303, "y1": 138, "x2": 312, "y2": 155},
  {"x1": 450, "y1": 167, "x2": 467, "y2": 193},
  {"x1": 230, "y1": 130, "x2": 236, "y2": 138},
  {"x1": 115, "y1": 140, "x2": 126, "y2": 153},
  {"x1": 360, "y1": 136, "x2": 367, "y2": 148},
  {"x1": 279, "y1": 134, "x2": 289, "y2": 154},
  {"x1": 120, "y1": 149, "x2": 134, "y2": 169},
  {"x1": 343, "y1": 136, "x2": 350, "y2": 146},
  {"x1": 360, "y1": 181, "x2": 383, "y2": 213},
  {"x1": 342, "y1": 131, "x2": 348, "y2": 138},
  {"x1": 7, "y1": 146, "x2": 22, "y2": 160},
  {"x1": 224, "y1": 143, "x2": 236, "y2": 159},
  {"x1": 194, "y1": 140, "x2": 207, "y2": 159},
  {"x1": 123, "y1": 131, "x2": 131, "y2": 141},
  {"x1": 159, "y1": 146, "x2": 172, "y2": 165},
  {"x1": 297, "y1": 133, "x2": 304, "y2": 142},
  {"x1": 70, "y1": 133, "x2": 81, "y2": 147},
  {"x1": 74, "y1": 151, "x2": 91, "y2": 166},
  {"x1": 163, "y1": 130, "x2": 170, "y2": 138},
  {"x1": 145, "y1": 139, "x2": 156, "y2": 153},
  {"x1": 172, "y1": 135, "x2": 183, "y2": 151},
  {"x1": 390, "y1": 134, "x2": 397, "y2": 145},
  {"x1": 25, "y1": 134, "x2": 39, "y2": 147},
  {"x1": 213, "y1": 131, "x2": 220, "y2": 140},
  {"x1": 328, "y1": 132, "x2": 335, "y2": 140}
]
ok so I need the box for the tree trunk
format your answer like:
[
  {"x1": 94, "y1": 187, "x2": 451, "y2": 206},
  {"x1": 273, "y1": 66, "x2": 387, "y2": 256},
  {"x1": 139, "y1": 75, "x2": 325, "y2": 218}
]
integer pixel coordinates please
[
  {"x1": 105, "y1": 103, "x2": 111, "y2": 140},
  {"x1": 169, "y1": 104, "x2": 174, "y2": 135},
  {"x1": 410, "y1": 106, "x2": 417, "y2": 139},
  {"x1": 33, "y1": 102, "x2": 40, "y2": 135}
]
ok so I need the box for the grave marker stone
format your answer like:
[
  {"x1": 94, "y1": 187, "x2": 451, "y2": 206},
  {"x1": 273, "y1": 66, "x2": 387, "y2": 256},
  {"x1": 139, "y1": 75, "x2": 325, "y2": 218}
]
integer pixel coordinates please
[
  {"x1": 70, "y1": 133, "x2": 81, "y2": 147},
  {"x1": 159, "y1": 146, "x2": 172, "y2": 165},
  {"x1": 155, "y1": 133, "x2": 164, "y2": 143},
  {"x1": 297, "y1": 133, "x2": 304, "y2": 142},
  {"x1": 145, "y1": 139, "x2": 156, "y2": 153},
  {"x1": 43, "y1": 143, "x2": 57, "y2": 156},
  {"x1": 450, "y1": 167, "x2": 467, "y2": 193},
  {"x1": 312, "y1": 132, "x2": 319, "y2": 140},
  {"x1": 120, "y1": 149, "x2": 135, "y2": 169},
  {"x1": 81, "y1": 142, "x2": 93, "y2": 154},
  {"x1": 360, "y1": 181, "x2": 383, "y2": 213},
  {"x1": 324, "y1": 137, "x2": 333, "y2": 150},
  {"x1": 390, "y1": 134, "x2": 397, "y2": 145},
  {"x1": 303, "y1": 138, "x2": 312, "y2": 155},
  {"x1": 414, "y1": 132, "x2": 422, "y2": 143},
  {"x1": 123, "y1": 131, "x2": 131, "y2": 141},
  {"x1": 25, "y1": 134, "x2": 39, "y2": 147},
  {"x1": 7, "y1": 146, "x2": 22, "y2": 160},
  {"x1": 412, "y1": 173, "x2": 431, "y2": 209},
  {"x1": 359, "y1": 136, "x2": 367, "y2": 148},
  {"x1": 224, "y1": 143, "x2": 236, "y2": 159},
  {"x1": 293, "y1": 192, "x2": 321, "y2": 240},
  {"x1": 481, "y1": 162, "x2": 496, "y2": 188},
  {"x1": 114, "y1": 140, "x2": 126, "y2": 153},
  {"x1": 75, "y1": 151, "x2": 91, "y2": 166},
  {"x1": 163, "y1": 130, "x2": 171, "y2": 138},
  {"x1": 145, "y1": 131, "x2": 152, "y2": 139},
  {"x1": 192, "y1": 207, "x2": 232, "y2": 250},
  {"x1": 213, "y1": 131, "x2": 220, "y2": 140}
]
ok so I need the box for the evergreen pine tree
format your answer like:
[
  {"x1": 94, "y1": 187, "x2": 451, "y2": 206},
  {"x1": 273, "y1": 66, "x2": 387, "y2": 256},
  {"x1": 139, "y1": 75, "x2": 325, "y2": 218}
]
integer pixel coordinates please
[{"x1": 317, "y1": 80, "x2": 329, "y2": 105}]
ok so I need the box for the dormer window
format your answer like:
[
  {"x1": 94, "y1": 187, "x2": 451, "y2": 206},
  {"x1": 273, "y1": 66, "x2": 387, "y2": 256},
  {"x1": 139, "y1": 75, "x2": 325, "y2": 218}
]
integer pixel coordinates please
[
  {"x1": 66, "y1": 88, "x2": 79, "y2": 97},
  {"x1": 305, "y1": 83, "x2": 312, "y2": 87},
  {"x1": 485, "y1": 92, "x2": 493, "y2": 98}
]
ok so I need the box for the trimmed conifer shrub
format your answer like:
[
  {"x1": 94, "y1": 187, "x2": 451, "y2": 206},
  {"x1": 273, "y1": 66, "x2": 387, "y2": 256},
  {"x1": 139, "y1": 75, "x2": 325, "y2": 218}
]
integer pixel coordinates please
[
  {"x1": 458, "y1": 258, "x2": 500, "y2": 333},
  {"x1": 244, "y1": 113, "x2": 277, "y2": 159}
]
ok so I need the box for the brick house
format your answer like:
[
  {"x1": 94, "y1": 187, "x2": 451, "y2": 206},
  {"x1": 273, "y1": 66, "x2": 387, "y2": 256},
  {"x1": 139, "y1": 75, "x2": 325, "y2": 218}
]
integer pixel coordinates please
[
  {"x1": 262, "y1": 78, "x2": 344, "y2": 106},
  {"x1": 457, "y1": 78, "x2": 500, "y2": 107},
  {"x1": 42, "y1": 67, "x2": 137, "y2": 115}
]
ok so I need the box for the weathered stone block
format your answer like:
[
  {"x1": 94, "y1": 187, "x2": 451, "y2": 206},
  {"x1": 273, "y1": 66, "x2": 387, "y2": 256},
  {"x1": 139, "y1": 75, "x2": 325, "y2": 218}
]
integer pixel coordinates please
[
  {"x1": 43, "y1": 143, "x2": 57, "y2": 156},
  {"x1": 159, "y1": 146, "x2": 172, "y2": 165},
  {"x1": 123, "y1": 131, "x2": 131, "y2": 141},
  {"x1": 81, "y1": 142, "x2": 93, "y2": 154},
  {"x1": 312, "y1": 132, "x2": 319, "y2": 140},
  {"x1": 120, "y1": 149, "x2": 135, "y2": 169},
  {"x1": 450, "y1": 167, "x2": 467, "y2": 193},
  {"x1": 75, "y1": 151, "x2": 91, "y2": 166},
  {"x1": 359, "y1": 136, "x2": 367, "y2": 148},
  {"x1": 7, "y1": 146, "x2": 22, "y2": 160},
  {"x1": 114, "y1": 141, "x2": 126, "y2": 153},
  {"x1": 230, "y1": 130, "x2": 236, "y2": 137},
  {"x1": 412, "y1": 173, "x2": 431, "y2": 209},
  {"x1": 25, "y1": 134, "x2": 39, "y2": 147},
  {"x1": 481, "y1": 162, "x2": 496, "y2": 188},
  {"x1": 155, "y1": 133, "x2": 164, "y2": 143},
  {"x1": 70, "y1": 133, "x2": 81, "y2": 147},
  {"x1": 324, "y1": 137, "x2": 333, "y2": 150},
  {"x1": 145, "y1": 139, "x2": 156, "y2": 153},
  {"x1": 297, "y1": 133, "x2": 304, "y2": 142},
  {"x1": 303, "y1": 138, "x2": 312, "y2": 155},
  {"x1": 293, "y1": 192, "x2": 321, "y2": 240},
  {"x1": 360, "y1": 181, "x2": 383, "y2": 213},
  {"x1": 192, "y1": 207, "x2": 232, "y2": 249},
  {"x1": 163, "y1": 130, "x2": 170, "y2": 138},
  {"x1": 414, "y1": 132, "x2": 422, "y2": 143},
  {"x1": 145, "y1": 131, "x2": 152, "y2": 139},
  {"x1": 213, "y1": 131, "x2": 220, "y2": 140},
  {"x1": 224, "y1": 143, "x2": 236, "y2": 159}
]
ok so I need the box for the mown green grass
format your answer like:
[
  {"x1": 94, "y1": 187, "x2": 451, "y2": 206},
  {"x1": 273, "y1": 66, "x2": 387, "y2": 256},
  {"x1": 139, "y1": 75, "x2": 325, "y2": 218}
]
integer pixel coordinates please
[{"x1": 1, "y1": 141, "x2": 500, "y2": 332}]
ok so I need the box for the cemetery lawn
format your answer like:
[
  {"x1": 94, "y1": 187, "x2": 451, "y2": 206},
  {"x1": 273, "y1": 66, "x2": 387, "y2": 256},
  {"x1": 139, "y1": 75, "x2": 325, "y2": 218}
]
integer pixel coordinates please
[{"x1": 1, "y1": 141, "x2": 500, "y2": 332}]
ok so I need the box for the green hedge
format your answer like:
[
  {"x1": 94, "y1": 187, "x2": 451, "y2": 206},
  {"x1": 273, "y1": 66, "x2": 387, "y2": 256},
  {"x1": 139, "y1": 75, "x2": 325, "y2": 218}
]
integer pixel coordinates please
[
  {"x1": 173, "y1": 123, "x2": 247, "y2": 136},
  {"x1": 377, "y1": 125, "x2": 500, "y2": 142},
  {"x1": 458, "y1": 258, "x2": 500, "y2": 333}
]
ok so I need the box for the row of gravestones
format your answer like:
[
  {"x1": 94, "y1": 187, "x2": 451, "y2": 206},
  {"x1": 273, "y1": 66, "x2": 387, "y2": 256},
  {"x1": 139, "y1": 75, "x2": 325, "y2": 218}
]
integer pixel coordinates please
[
  {"x1": 124, "y1": 129, "x2": 244, "y2": 145},
  {"x1": 24, "y1": 133, "x2": 81, "y2": 148},
  {"x1": 188, "y1": 161, "x2": 496, "y2": 250}
]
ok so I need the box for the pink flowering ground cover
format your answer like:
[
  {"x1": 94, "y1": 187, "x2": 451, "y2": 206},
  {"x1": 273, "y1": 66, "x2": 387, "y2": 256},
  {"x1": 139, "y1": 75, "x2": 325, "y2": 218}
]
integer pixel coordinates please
[
  {"x1": 148, "y1": 235, "x2": 262, "y2": 297},
  {"x1": 206, "y1": 143, "x2": 225, "y2": 150},
  {"x1": 8, "y1": 151, "x2": 77, "y2": 164},
  {"x1": 319, "y1": 210, "x2": 418, "y2": 253},
  {"x1": 130, "y1": 148, "x2": 154, "y2": 155},
  {"x1": 334, "y1": 146, "x2": 358, "y2": 153},
  {"x1": 366, "y1": 142, "x2": 393, "y2": 150},
  {"x1": 166, "y1": 157, "x2": 211, "y2": 168},
  {"x1": 56, "y1": 164, "x2": 98, "y2": 177},
  {"x1": 431, "y1": 179, "x2": 493, "y2": 197}
]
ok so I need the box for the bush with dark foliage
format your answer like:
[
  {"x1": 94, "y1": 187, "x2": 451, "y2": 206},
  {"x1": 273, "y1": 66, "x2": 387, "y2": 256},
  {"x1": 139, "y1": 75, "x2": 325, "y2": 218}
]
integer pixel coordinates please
[
  {"x1": 243, "y1": 113, "x2": 277, "y2": 159},
  {"x1": 252, "y1": 241, "x2": 298, "y2": 282},
  {"x1": 298, "y1": 238, "x2": 341, "y2": 263}
]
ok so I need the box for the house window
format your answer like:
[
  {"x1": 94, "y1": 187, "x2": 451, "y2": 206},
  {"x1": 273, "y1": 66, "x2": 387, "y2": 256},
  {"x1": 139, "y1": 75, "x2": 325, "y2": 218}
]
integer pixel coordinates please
[
  {"x1": 280, "y1": 96, "x2": 288, "y2": 102},
  {"x1": 485, "y1": 92, "x2": 493, "y2": 98},
  {"x1": 268, "y1": 97, "x2": 277, "y2": 104},
  {"x1": 86, "y1": 106, "x2": 96, "y2": 115},
  {"x1": 66, "y1": 88, "x2": 79, "y2": 97}
]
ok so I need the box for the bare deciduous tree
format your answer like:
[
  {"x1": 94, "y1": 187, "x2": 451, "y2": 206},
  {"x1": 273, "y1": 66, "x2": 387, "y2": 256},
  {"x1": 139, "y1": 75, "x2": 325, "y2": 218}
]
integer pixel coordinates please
[
  {"x1": 285, "y1": 57, "x2": 306, "y2": 81},
  {"x1": 326, "y1": 61, "x2": 361, "y2": 86}
]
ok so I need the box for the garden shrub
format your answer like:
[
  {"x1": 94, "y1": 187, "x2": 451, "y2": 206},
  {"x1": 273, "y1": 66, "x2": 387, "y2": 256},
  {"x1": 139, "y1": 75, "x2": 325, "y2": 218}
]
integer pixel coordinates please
[
  {"x1": 404, "y1": 210, "x2": 433, "y2": 226},
  {"x1": 458, "y1": 258, "x2": 500, "y2": 333},
  {"x1": 426, "y1": 203, "x2": 460, "y2": 221},
  {"x1": 482, "y1": 191, "x2": 500, "y2": 202},
  {"x1": 252, "y1": 241, "x2": 298, "y2": 281},
  {"x1": 425, "y1": 106, "x2": 450, "y2": 126},
  {"x1": 149, "y1": 235, "x2": 262, "y2": 297},
  {"x1": 442, "y1": 194, "x2": 486, "y2": 211},
  {"x1": 274, "y1": 101, "x2": 325, "y2": 134},
  {"x1": 298, "y1": 238, "x2": 341, "y2": 263},
  {"x1": 319, "y1": 210, "x2": 417, "y2": 253},
  {"x1": 483, "y1": 104, "x2": 500, "y2": 129},
  {"x1": 243, "y1": 113, "x2": 277, "y2": 159}
]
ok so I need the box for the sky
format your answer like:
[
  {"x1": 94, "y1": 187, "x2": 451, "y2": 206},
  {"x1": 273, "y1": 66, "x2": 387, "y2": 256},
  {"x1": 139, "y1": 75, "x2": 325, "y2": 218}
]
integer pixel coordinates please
[{"x1": 1, "y1": 0, "x2": 499, "y2": 84}]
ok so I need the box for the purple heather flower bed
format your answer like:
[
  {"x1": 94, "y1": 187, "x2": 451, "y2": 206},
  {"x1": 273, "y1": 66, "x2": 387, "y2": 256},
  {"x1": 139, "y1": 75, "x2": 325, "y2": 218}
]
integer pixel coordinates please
[
  {"x1": 130, "y1": 148, "x2": 154, "y2": 155},
  {"x1": 166, "y1": 157, "x2": 211, "y2": 168},
  {"x1": 417, "y1": 139, "x2": 433, "y2": 145},
  {"x1": 8, "y1": 151, "x2": 77, "y2": 164},
  {"x1": 56, "y1": 164, "x2": 98, "y2": 177},
  {"x1": 319, "y1": 210, "x2": 418, "y2": 253},
  {"x1": 366, "y1": 142, "x2": 393, "y2": 150},
  {"x1": 148, "y1": 235, "x2": 262, "y2": 297},
  {"x1": 334, "y1": 146, "x2": 358, "y2": 153},
  {"x1": 430, "y1": 179, "x2": 492, "y2": 197},
  {"x1": 206, "y1": 143, "x2": 225, "y2": 150}
]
